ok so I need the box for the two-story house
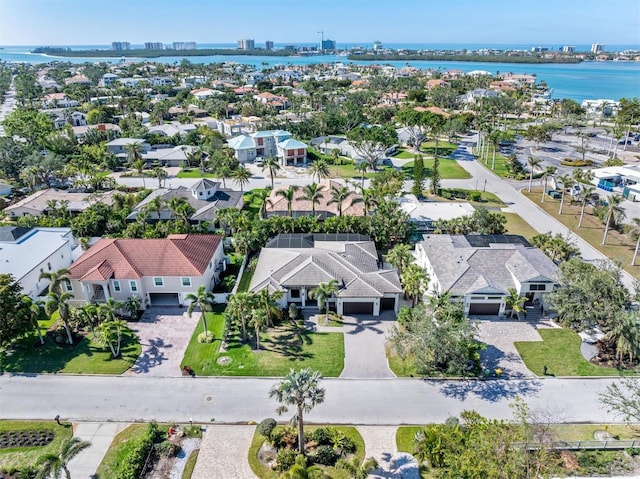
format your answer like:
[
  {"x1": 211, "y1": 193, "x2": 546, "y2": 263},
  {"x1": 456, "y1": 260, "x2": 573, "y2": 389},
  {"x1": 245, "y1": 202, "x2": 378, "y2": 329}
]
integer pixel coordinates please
[
  {"x1": 415, "y1": 234, "x2": 560, "y2": 317},
  {"x1": 228, "y1": 130, "x2": 307, "y2": 166},
  {"x1": 67, "y1": 234, "x2": 225, "y2": 307}
]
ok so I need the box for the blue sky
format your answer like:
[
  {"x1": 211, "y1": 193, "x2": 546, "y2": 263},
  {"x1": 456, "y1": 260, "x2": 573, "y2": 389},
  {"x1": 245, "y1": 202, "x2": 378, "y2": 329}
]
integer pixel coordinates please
[{"x1": 1, "y1": 0, "x2": 639, "y2": 46}]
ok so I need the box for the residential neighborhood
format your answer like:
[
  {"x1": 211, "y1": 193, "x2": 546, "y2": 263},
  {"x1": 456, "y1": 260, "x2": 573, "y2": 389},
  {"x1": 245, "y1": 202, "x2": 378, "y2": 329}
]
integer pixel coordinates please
[{"x1": 0, "y1": 16, "x2": 639, "y2": 478}]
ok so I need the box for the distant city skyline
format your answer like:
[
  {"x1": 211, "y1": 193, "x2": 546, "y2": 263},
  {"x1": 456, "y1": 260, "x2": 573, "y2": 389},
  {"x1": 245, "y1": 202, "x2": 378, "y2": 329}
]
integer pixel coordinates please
[{"x1": 0, "y1": 0, "x2": 638, "y2": 47}]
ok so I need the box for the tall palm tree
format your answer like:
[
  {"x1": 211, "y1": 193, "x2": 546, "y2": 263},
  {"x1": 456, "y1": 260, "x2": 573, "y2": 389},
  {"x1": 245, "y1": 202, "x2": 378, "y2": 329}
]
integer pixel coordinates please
[
  {"x1": 630, "y1": 218, "x2": 640, "y2": 266},
  {"x1": 226, "y1": 292, "x2": 256, "y2": 342},
  {"x1": 249, "y1": 307, "x2": 268, "y2": 350},
  {"x1": 19, "y1": 297, "x2": 45, "y2": 345},
  {"x1": 167, "y1": 197, "x2": 188, "y2": 220},
  {"x1": 232, "y1": 166, "x2": 252, "y2": 192},
  {"x1": 44, "y1": 291, "x2": 75, "y2": 345},
  {"x1": 261, "y1": 157, "x2": 280, "y2": 189},
  {"x1": 327, "y1": 185, "x2": 352, "y2": 217},
  {"x1": 308, "y1": 158, "x2": 330, "y2": 183},
  {"x1": 400, "y1": 264, "x2": 429, "y2": 307},
  {"x1": 257, "y1": 288, "x2": 284, "y2": 327},
  {"x1": 153, "y1": 166, "x2": 168, "y2": 188},
  {"x1": 276, "y1": 185, "x2": 299, "y2": 217},
  {"x1": 124, "y1": 141, "x2": 145, "y2": 165},
  {"x1": 386, "y1": 244, "x2": 414, "y2": 276},
  {"x1": 309, "y1": 279, "x2": 339, "y2": 321},
  {"x1": 557, "y1": 174, "x2": 574, "y2": 215},
  {"x1": 578, "y1": 185, "x2": 595, "y2": 228},
  {"x1": 605, "y1": 312, "x2": 640, "y2": 363},
  {"x1": 540, "y1": 166, "x2": 557, "y2": 203},
  {"x1": 356, "y1": 162, "x2": 369, "y2": 188},
  {"x1": 39, "y1": 268, "x2": 71, "y2": 295},
  {"x1": 269, "y1": 367, "x2": 326, "y2": 454},
  {"x1": 146, "y1": 195, "x2": 165, "y2": 221},
  {"x1": 36, "y1": 437, "x2": 91, "y2": 479},
  {"x1": 301, "y1": 183, "x2": 325, "y2": 217},
  {"x1": 527, "y1": 156, "x2": 541, "y2": 192},
  {"x1": 217, "y1": 165, "x2": 232, "y2": 188},
  {"x1": 185, "y1": 285, "x2": 216, "y2": 338},
  {"x1": 602, "y1": 194, "x2": 625, "y2": 245}
]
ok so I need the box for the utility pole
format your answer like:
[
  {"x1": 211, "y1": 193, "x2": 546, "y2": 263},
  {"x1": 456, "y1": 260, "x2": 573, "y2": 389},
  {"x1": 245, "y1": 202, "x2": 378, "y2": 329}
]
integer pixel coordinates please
[{"x1": 318, "y1": 31, "x2": 324, "y2": 52}]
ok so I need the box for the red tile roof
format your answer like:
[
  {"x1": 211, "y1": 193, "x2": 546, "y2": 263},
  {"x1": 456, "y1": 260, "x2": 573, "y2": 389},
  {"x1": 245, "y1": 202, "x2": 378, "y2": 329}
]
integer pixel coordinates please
[{"x1": 69, "y1": 234, "x2": 222, "y2": 280}]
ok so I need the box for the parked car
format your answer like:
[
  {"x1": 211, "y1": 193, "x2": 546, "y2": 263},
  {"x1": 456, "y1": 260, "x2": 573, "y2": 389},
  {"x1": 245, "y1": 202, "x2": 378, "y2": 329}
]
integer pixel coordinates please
[{"x1": 254, "y1": 157, "x2": 264, "y2": 166}]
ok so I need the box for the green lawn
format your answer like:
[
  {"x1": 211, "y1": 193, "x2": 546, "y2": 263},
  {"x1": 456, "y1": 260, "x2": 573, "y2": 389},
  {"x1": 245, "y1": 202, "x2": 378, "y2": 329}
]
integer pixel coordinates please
[
  {"x1": 503, "y1": 212, "x2": 539, "y2": 241},
  {"x1": 400, "y1": 158, "x2": 471, "y2": 180},
  {"x1": 176, "y1": 169, "x2": 216, "y2": 178},
  {"x1": 387, "y1": 347, "x2": 419, "y2": 377},
  {"x1": 0, "y1": 325, "x2": 140, "y2": 375},
  {"x1": 248, "y1": 426, "x2": 364, "y2": 479},
  {"x1": 0, "y1": 420, "x2": 73, "y2": 473},
  {"x1": 427, "y1": 189, "x2": 506, "y2": 207},
  {"x1": 397, "y1": 426, "x2": 421, "y2": 454},
  {"x1": 182, "y1": 311, "x2": 344, "y2": 377},
  {"x1": 331, "y1": 163, "x2": 379, "y2": 179},
  {"x1": 182, "y1": 449, "x2": 199, "y2": 479},
  {"x1": 243, "y1": 189, "x2": 267, "y2": 218},
  {"x1": 515, "y1": 328, "x2": 636, "y2": 377},
  {"x1": 522, "y1": 189, "x2": 640, "y2": 279},
  {"x1": 476, "y1": 152, "x2": 513, "y2": 178},
  {"x1": 237, "y1": 262, "x2": 255, "y2": 293}
]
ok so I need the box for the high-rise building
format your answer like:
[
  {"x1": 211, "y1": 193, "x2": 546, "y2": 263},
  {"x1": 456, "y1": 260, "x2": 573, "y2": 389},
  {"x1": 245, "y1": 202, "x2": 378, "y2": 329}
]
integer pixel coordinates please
[
  {"x1": 111, "y1": 41, "x2": 131, "y2": 51},
  {"x1": 173, "y1": 42, "x2": 196, "y2": 50},
  {"x1": 373, "y1": 40, "x2": 383, "y2": 51},
  {"x1": 321, "y1": 39, "x2": 336, "y2": 50},
  {"x1": 145, "y1": 42, "x2": 164, "y2": 50},
  {"x1": 591, "y1": 43, "x2": 605, "y2": 53},
  {"x1": 265, "y1": 41, "x2": 274, "y2": 51},
  {"x1": 561, "y1": 45, "x2": 576, "y2": 53},
  {"x1": 237, "y1": 39, "x2": 255, "y2": 50},
  {"x1": 531, "y1": 46, "x2": 549, "y2": 53}
]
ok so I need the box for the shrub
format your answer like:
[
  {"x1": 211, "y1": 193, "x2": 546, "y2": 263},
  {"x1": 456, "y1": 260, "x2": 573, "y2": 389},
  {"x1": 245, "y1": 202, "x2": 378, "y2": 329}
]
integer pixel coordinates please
[
  {"x1": 18, "y1": 466, "x2": 37, "y2": 479},
  {"x1": 276, "y1": 448, "x2": 298, "y2": 471},
  {"x1": 155, "y1": 440, "x2": 179, "y2": 458},
  {"x1": 326, "y1": 427, "x2": 355, "y2": 454},
  {"x1": 311, "y1": 445, "x2": 338, "y2": 466},
  {"x1": 312, "y1": 427, "x2": 332, "y2": 445},
  {"x1": 222, "y1": 275, "x2": 236, "y2": 292},
  {"x1": 470, "y1": 191, "x2": 482, "y2": 202},
  {"x1": 272, "y1": 425, "x2": 297, "y2": 450},
  {"x1": 257, "y1": 418, "x2": 277, "y2": 441},
  {"x1": 115, "y1": 422, "x2": 160, "y2": 479},
  {"x1": 197, "y1": 331, "x2": 215, "y2": 343}
]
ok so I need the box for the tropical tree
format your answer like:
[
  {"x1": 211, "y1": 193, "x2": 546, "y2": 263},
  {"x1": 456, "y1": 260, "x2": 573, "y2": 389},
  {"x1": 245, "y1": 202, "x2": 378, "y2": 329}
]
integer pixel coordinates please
[
  {"x1": 602, "y1": 194, "x2": 625, "y2": 245},
  {"x1": 18, "y1": 296, "x2": 45, "y2": 345},
  {"x1": 185, "y1": 286, "x2": 216, "y2": 339},
  {"x1": 249, "y1": 307, "x2": 268, "y2": 350},
  {"x1": 225, "y1": 292, "x2": 257, "y2": 342},
  {"x1": 261, "y1": 156, "x2": 280, "y2": 189},
  {"x1": 356, "y1": 161, "x2": 369, "y2": 189},
  {"x1": 578, "y1": 185, "x2": 595, "y2": 228},
  {"x1": 327, "y1": 185, "x2": 353, "y2": 217},
  {"x1": 630, "y1": 218, "x2": 640, "y2": 266},
  {"x1": 301, "y1": 183, "x2": 325, "y2": 217},
  {"x1": 605, "y1": 311, "x2": 640, "y2": 363},
  {"x1": 44, "y1": 291, "x2": 75, "y2": 345},
  {"x1": 401, "y1": 264, "x2": 429, "y2": 306},
  {"x1": 505, "y1": 288, "x2": 527, "y2": 319},
  {"x1": 35, "y1": 437, "x2": 91, "y2": 479},
  {"x1": 257, "y1": 288, "x2": 284, "y2": 327},
  {"x1": 386, "y1": 244, "x2": 414, "y2": 276},
  {"x1": 39, "y1": 267, "x2": 71, "y2": 295},
  {"x1": 232, "y1": 166, "x2": 252, "y2": 192},
  {"x1": 269, "y1": 367, "x2": 326, "y2": 453},
  {"x1": 527, "y1": 156, "x2": 541, "y2": 192},
  {"x1": 153, "y1": 166, "x2": 168, "y2": 189},
  {"x1": 557, "y1": 174, "x2": 574, "y2": 215},
  {"x1": 281, "y1": 454, "x2": 329, "y2": 479},
  {"x1": 308, "y1": 158, "x2": 330, "y2": 183},
  {"x1": 540, "y1": 166, "x2": 557, "y2": 203},
  {"x1": 95, "y1": 319, "x2": 127, "y2": 358},
  {"x1": 309, "y1": 279, "x2": 339, "y2": 321},
  {"x1": 276, "y1": 185, "x2": 300, "y2": 217},
  {"x1": 123, "y1": 295, "x2": 142, "y2": 319},
  {"x1": 336, "y1": 457, "x2": 379, "y2": 479}
]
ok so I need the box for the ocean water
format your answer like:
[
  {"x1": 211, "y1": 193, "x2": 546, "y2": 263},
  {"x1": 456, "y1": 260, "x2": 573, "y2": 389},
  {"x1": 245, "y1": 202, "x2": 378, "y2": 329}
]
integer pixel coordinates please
[{"x1": 1, "y1": 45, "x2": 638, "y2": 102}]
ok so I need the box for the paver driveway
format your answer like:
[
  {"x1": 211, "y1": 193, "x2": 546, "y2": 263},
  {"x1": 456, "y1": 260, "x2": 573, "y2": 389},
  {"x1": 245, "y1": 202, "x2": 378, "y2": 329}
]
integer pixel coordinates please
[{"x1": 125, "y1": 307, "x2": 198, "y2": 377}]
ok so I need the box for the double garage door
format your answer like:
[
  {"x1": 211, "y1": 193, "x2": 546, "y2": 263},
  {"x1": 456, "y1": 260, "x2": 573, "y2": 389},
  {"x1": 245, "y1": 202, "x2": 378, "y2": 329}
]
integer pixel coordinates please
[
  {"x1": 468, "y1": 302, "x2": 501, "y2": 316},
  {"x1": 342, "y1": 302, "x2": 374, "y2": 315},
  {"x1": 149, "y1": 293, "x2": 180, "y2": 306}
]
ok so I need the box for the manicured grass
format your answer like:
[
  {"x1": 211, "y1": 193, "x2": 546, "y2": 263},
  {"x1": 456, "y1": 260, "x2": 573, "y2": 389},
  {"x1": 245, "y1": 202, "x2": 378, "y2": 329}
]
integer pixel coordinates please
[
  {"x1": 95, "y1": 424, "x2": 147, "y2": 479},
  {"x1": 248, "y1": 426, "x2": 364, "y2": 479},
  {"x1": 396, "y1": 426, "x2": 421, "y2": 454},
  {"x1": 477, "y1": 152, "x2": 513, "y2": 178},
  {"x1": 176, "y1": 169, "x2": 216, "y2": 178},
  {"x1": 393, "y1": 149, "x2": 417, "y2": 159},
  {"x1": 400, "y1": 157, "x2": 471, "y2": 180},
  {"x1": 426, "y1": 189, "x2": 506, "y2": 207},
  {"x1": 522, "y1": 189, "x2": 640, "y2": 279},
  {"x1": 331, "y1": 163, "x2": 379, "y2": 179},
  {"x1": 503, "y1": 212, "x2": 539, "y2": 241},
  {"x1": 243, "y1": 189, "x2": 267, "y2": 218},
  {"x1": 237, "y1": 263, "x2": 255, "y2": 293},
  {"x1": 551, "y1": 424, "x2": 638, "y2": 441},
  {"x1": 182, "y1": 449, "x2": 199, "y2": 479},
  {"x1": 420, "y1": 141, "x2": 458, "y2": 156},
  {"x1": 0, "y1": 420, "x2": 73, "y2": 473},
  {"x1": 386, "y1": 346, "x2": 419, "y2": 378},
  {"x1": 515, "y1": 328, "x2": 636, "y2": 377},
  {"x1": 0, "y1": 326, "x2": 140, "y2": 375},
  {"x1": 182, "y1": 312, "x2": 344, "y2": 377}
]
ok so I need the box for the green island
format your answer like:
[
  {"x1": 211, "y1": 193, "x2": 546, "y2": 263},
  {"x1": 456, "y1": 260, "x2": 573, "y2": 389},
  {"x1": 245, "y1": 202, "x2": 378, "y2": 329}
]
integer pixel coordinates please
[
  {"x1": 31, "y1": 46, "x2": 298, "y2": 58},
  {"x1": 348, "y1": 53, "x2": 583, "y2": 63}
]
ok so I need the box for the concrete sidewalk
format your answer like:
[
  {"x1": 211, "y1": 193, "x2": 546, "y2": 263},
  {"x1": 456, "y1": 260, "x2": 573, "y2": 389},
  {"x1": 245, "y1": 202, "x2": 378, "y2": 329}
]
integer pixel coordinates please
[
  {"x1": 191, "y1": 425, "x2": 257, "y2": 479},
  {"x1": 358, "y1": 426, "x2": 419, "y2": 478},
  {"x1": 66, "y1": 422, "x2": 128, "y2": 478}
]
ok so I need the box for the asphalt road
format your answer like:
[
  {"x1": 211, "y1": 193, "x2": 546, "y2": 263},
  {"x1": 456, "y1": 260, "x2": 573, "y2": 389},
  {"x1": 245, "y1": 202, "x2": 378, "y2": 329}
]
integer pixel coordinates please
[{"x1": 0, "y1": 374, "x2": 620, "y2": 424}]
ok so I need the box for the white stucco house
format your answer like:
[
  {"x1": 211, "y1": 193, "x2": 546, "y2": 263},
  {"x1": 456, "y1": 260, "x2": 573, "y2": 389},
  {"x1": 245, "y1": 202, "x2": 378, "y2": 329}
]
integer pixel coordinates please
[{"x1": 228, "y1": 130, "x2": 308, "y2": 166}]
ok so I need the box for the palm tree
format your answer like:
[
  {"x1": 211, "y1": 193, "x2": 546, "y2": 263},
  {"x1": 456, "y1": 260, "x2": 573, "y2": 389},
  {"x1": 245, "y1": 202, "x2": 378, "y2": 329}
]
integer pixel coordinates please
[
  {"x1": 131, "y1": 158, "x2": 147, "y2": 188},
  {"x1": 605, "y1": 312, "x2": 640, "y2": 363},
  {"x1": 39, "y1": 268, "x2": 71, "y2": 295},
  {"x1": 217, "y1": 165, "x2": 232, "y2": 188},
  {"x1": 301, "y1": 183, "x2": 325, "y2": 217},
  {"x1": 45, "y1": 291, "x2": 75, "y2": 345},
  {"x1": 630, "y1": 218, "x2": 640, "y2": 266},
  {"x1": 261, "y1": 157, "x2": 280, "y2": 189},
  {"x1": 308, "y1": 158, "x2": 330, "y2": 183},
  {"x1": 557, "y1": 174, "x2": 574, "y2": 215},
  {"x1": 186, "y1": 286, "x2": 216, "y2": 338},
  {"x1": 226, "y1": 292, "x2": 256, "y2": 342},
  {"x1": 276, "y1": 185, "x2": 299, "y2": 217},
  {"x1": 527, "y1": 156, "x2": 541, "y2": 192},
  {"x1": 146, "y1": 195, "x2": 165, "y2": 221},
  {"x1": 153, "y1": 166, "x2": 168, "y2": 188},
  {"x1": 327, "y1": 185, "x2": 352, "y2": 217},
  {"x1": 602, "y1": 194, "x2": 625, "y2": 245},
  {"x1": 386, "y1": 244, "x2": 414, "y2": 276},
  {"x1": 124, "y1": 141, "x2": 145, "y2": 165},
  {"x1": 257, "y1": 288, "x2": 284, "y2": 327},
  {"x1": 400, "y1": 264, "x2": 429, "y2": 306},
  {"x1": 281, "y1": 454, "x2": 329, "y2": 478},
  {"x1": 540, "y1": 166, "x2": 557, "y2": 203},
  {"x1": 269, "y1": 367, "x2": 326, "y2": 454},
  {"x1": 505, "y1": 288, "x2": 527, "y2": 319},
  {"x1": 123, "y1": 295, "x2": 142, "y2": 319},
  {"x1": 578, "y1": 185, "x2": 595, "y2": 228},
  {"x1": 232, "y1": 166, "x2": 252, "y2": 192},
  {"x1": 249, "y1": 307, "x2": 268, "y2": 350},
  {"x1": 19, "y1": 297, "x2": 45, "y2": 345},
  {"x1": 356, "y1": 162, "x2": 369, "y2": 188},
  {"x1": 309, "y1": 279, "x2": 339, "y2": 321},
  {"x1": 36, "y1": 437, "x2": 91, "y2": 479},
  {"x1": 96, "y1": 319, "x2": 127, "y2": 358},
  {"x1": 336, "y1": 457, "x2": 379, "y2": 479}
]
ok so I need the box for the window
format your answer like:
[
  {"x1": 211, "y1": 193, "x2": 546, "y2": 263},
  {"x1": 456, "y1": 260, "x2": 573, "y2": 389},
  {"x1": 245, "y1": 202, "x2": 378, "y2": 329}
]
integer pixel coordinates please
[
  {"x1": 487, "y1": 296, "x2": 502, "y2": 300},
  {"x1": 154, "y1": 277, "x2": 164, "y2": 287},
  {"x1": 181, "y1": 277, "x2": 191, "y2": 287},
  {"x1": 47, "y1": 262, "x2": 52, "y2": 271},
  {"x1": 63, "y1": 280, "x2": 73, "y2": 292},
  {"x1": 129, "y1": 280, "x2": 138, "y2": 293},
  {"x1": 113, "y1": 280, "x2": 121, "y2": 292},
  {"x1": 290, "y1": 289, "x2": 300, "y2": 299},
  {"x1": 529, "y1": 284, "x2": 546, "y2": 291}
]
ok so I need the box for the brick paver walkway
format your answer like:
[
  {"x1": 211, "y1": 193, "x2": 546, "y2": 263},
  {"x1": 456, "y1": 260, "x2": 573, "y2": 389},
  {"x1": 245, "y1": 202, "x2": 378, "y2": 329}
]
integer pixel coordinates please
[{"x1": 191, "y1": 425, "x2": 257, "y2": 479}]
